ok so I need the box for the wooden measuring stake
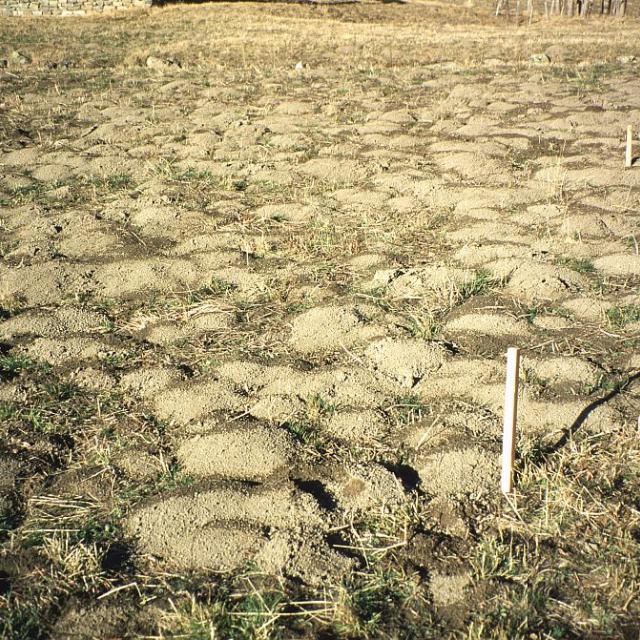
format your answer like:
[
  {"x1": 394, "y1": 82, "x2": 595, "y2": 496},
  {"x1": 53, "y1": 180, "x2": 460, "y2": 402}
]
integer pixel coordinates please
[
  {"x1": 626, "y1": 125, "x2": 633, "y2": 168},
  {"x1": 501, "y1": 347, "x2": 520, "y2": 495}
]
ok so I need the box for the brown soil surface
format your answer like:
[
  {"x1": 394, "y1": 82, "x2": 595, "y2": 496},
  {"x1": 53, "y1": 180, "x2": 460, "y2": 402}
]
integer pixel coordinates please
[{"x1": 1, "y1": 2, "x2": 639, "y2": 638}]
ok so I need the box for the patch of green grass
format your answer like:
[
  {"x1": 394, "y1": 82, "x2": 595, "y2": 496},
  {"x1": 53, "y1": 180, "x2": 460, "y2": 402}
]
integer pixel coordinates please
[
  {"x1": 523, "y1": 305, "x2": 540, "y2": 323},
  {"x1": 1, "y1": 376, "x2": 174, "y2": 636},
  {"x1": 469, "y1": 428, "x2": 640, "y2": 638},
  {"x1": 284, "y1": 299, "x2": 313, "y2": 315},
  {"x1": 606, "y1": 304, "x2": 640, "y2": 328},
  {"x1": 283, "y1": 419, "x2": 325, "y2": 451},
  {"x1": 472, "y1": 537, "x2": 523, "y2": 583},
  {"x1": 297, "y1": 219, "x2": 344, "y2": 257},
  {"x1": 227, "y1": 587, "x2": 285, "y2": 638},
  {"x1": 356, "y1": 286, "x2": 392, "y2": 312},
  {"x1": 521, "y1": 367, "x2": 549, "y2": 397},
  {"x1": 0, "y1": 593, "x2": 48, "y2": 640},
  {"x1": 0, "y1": 355, "x2": 119, "y2": 438},
  {"x1": 338, "y1": 567, "x2": 437, "y2": 639},
  {"x1": 4, "y1": 493, "x2": 122, "y2": 636},
  {"x1": 87, "y1": 173, "x2": 133, "y2": 191},
  {"x1": 154, "y1": 570, "x2": 316, "y2": 640},
  {"x1": 468, "y1": 553, "x2": 573, "y2": 639},
  {"x1": 388, "y1": 393, "x2": 428, "y2": 426},
  {"x1": 545, "y1": 62, "x2": 617, "y2": 98},
  {"x1": 567, "y1": 63, "x2": 617, "y2": 96},
  {"x1": 153, "y1": 463, "x2": 195, "y2": 493},
  {"x1": 459, "y1": 269, "x2": 495, "y2": 300},
  {"x1": 172, "y1": 168, "x2": 218, "y2": 185},
  {"x1": 522, "y1": 303, "x2": 573, "y2": 324},
  {"x1": 0, "y1": 240, "x2": 19, "y2": 259},
  {"x1": 161, "y1": 557, "x2": 438, "y2": 639},
  {"x1": 111, "y1": 457, "x2": 194, "y2": 517},
  {"x1": 0, "y1": 354, "x2": 50, "y2": 380},
  {"x1": 100, "y1": 351, "x2": 134, "y2": 370},
  {"x1": 280, "y1": 394, "x2": 337, "y2": 451},
  {"x1": 0, "y1": 402, "x2": 15, "y2": 422},
  {"x1": 583, "y1": 373, "x2": 629, "y2": 396},
  {"x1": 555, "y1": 256, "x2": 596, "y2": 274},
  {"x1": 5, "y1": 182, "x2": 47, "y2": 205},
  {"x1": 154, "y1": 163, "x2": 243, "y2": 196},
  {"x1": 98, "y1": 296, "x2": 126, "y2": 315},
  {"x1": 2, "y1": 174, "x2": 135, "y2": 208},
  {"x1": 195, "y1": 277, "x2": 236, "y2": 299},
  {"x1": 76, "y1": 516, "x2": 122, "y2": 547},
  {"x1": 404, "y1": 312, "x2": 441, "y2": 341},
  {"x1": 2, "y1": 385, "x2": 96, "y2": 436},
  {"x1": 305, "y1": 393, "x2": 337, "y2": 418}
]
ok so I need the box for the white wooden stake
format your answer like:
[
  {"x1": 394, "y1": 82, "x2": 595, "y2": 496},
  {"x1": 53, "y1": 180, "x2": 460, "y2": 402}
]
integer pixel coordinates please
[
  {"x1": 501, "y1": 347, "x2": 520, "y2": 495},
  {"x1": 625, "y1": 125, "x2": 633, "y2": 168}
]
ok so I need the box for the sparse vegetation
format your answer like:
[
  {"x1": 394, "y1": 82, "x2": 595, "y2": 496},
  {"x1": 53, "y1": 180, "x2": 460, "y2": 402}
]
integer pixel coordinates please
[
  {"x1": 403, "y1": 311, "x2": 442, "y2": 341},
  {"x1": 0, "y1": 173, "x2": 135, "y2": 209},
  {"x1": 0, "y1": 2, "x2": 639, "y2": 639},
  {"x1": 459, "y1": 269, "x2": 497, "y2": 300},
  {"x1": 471, "y1": 426, "x2": 640, "y2": 639},
  {"x1": 555, "y1": 256, "x2": 597, "y2": 274},
  {"x1": 607, "y1": 304, "x2": 640, "y2": 328}
]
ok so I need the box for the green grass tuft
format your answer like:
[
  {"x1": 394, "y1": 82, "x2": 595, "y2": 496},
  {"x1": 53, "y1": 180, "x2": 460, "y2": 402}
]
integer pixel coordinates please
[{"x1": 606, "y1": 304, "x2": 640, "y2": 328}]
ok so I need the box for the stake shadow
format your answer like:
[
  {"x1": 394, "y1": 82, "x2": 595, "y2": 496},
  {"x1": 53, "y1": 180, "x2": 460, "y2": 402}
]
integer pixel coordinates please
[{"x1": 541, "y1": 371, "x2": 639, "y2": 458}]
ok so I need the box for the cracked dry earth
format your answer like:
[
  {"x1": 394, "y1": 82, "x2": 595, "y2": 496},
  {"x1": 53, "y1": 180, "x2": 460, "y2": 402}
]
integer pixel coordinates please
[{"x1": 1, "y1": 2, "x2": 640, "y2": 636}]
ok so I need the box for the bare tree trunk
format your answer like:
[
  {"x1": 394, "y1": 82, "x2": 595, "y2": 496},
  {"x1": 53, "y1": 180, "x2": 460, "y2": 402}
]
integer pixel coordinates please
[
  {"x1": 496, "y1": 0, "x2": 510, "y2": 16},
  {"x1": 496, "y1": 0, "x2": 622, "y2": 20}
]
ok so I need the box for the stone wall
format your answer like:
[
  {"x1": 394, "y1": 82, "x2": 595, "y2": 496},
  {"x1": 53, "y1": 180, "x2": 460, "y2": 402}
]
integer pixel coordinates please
[{"x1": 0, "y1": 0, "x2": 151, "y2": 16}]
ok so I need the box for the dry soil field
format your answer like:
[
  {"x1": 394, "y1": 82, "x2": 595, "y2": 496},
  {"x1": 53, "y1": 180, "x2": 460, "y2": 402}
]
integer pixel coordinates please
[{"x1": 1, "y1": 2, "x2": 640, "y2": 638}]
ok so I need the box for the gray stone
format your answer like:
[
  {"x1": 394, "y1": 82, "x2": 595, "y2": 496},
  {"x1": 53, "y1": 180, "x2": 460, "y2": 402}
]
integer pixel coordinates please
[
  {"x1": 10, "y1": 50, "x2": 30, "y2": 65},
  {"x1": 544, "y1": 45, "x2": 569, "y2": 63},
  {"x1": 146, "y1": 55, "x2": 181, "y2": 70},
  {"x1": 0, "y1": 0, "x2": 150, "y2": 15},
  {"x1": 530, "y1": 53, "x2": 551, "y2": 65}
]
